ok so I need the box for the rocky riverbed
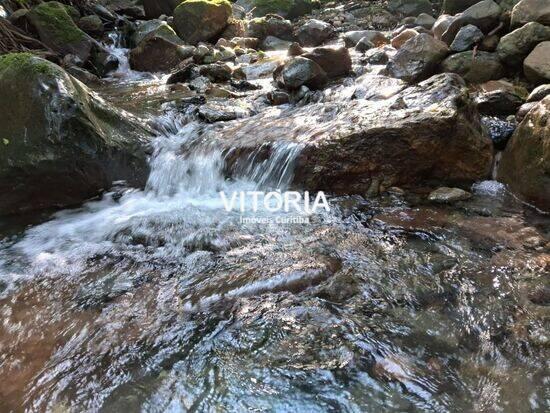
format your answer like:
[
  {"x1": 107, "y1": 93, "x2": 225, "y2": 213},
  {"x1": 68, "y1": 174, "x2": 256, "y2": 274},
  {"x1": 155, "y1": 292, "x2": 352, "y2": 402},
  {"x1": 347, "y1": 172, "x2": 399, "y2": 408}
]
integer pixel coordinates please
[{"x1": 0, "y1": 0, "x2": 549, "y2": 411}]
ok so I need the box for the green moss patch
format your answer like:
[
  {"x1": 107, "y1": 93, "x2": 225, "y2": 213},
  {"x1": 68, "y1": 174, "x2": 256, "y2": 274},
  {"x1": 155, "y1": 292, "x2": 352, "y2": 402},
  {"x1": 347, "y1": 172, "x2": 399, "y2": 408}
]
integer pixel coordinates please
[
  {"x1": 0, "y1": 53, "x2": 60, "y2": 77},
  {"x1": 30, "y1": 1, "x2": 86, "y2": 44}
]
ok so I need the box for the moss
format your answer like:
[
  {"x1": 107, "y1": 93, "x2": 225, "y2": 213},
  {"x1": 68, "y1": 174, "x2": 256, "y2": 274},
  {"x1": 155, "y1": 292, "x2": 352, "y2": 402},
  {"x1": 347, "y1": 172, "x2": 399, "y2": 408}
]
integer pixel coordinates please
[
  {"x1": 30, "y1": 1, "x2": 86, "y2": 44},
  {"x1": 0, "y1": 52, "x2": 60, "y2": 77}
]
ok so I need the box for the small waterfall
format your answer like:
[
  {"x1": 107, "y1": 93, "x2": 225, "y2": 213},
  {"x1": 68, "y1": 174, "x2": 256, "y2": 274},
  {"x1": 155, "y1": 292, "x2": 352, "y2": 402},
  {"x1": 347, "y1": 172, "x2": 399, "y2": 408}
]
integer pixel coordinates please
[{"x1": 103, "y1": 31, "x2": 152, "y2": 81}]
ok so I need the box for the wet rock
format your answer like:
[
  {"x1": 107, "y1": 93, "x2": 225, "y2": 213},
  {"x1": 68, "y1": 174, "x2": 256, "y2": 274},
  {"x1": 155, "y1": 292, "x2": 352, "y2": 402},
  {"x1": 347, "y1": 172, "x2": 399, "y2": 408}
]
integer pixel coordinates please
[
  {"x1": 198, "y1": 62, "x2": 232, "y2": 82},
  {"x1": 288, "y1": 42, "x2": 305, "y2": 56},
  {"x1": 515, "y1": 101, "x2": 537, "y2": 121},
  {"x1": 433, "y1": 14, "x2": 454, "y2": 40},
  {"x1": 364, "y1": 46, "x2": 392, "y2": 64},
  {"x1": 278, "y1": 56, "x2": 328, "y2": 90},
  {"x1": 198, "y1": 100, "x2": 251, "y2": 122},
  {"x1": 342, "y1": 30, "x2": 388, "y2": 48},
  {"x1": 498, "y1": 96, "x2": 550, "y2": 210},
  {"x1": 524, "y1": 42, "x2": 550, "y2": 84},
  {"x1": 129, "y1": 23, "x2": 194, "y2": 72},
  {"x1": 387, "y1": 0, "x2": 432, "y2": 17},
  {"x1": 511, "y1": 0, "x2": 550, "y2": 28},
  {"x1": 189, "y1": 75, "x2": 212, "y2": 92},
  {"x1": 528, "y1": 286, "x2": 550, "y2": 305},
  {"x1": 428, "y1": 187, "x2": 472, "y2": 203},
  {"x1": 442, "y1": 0, "x2": 481, "y2": 15},
  {"x1": 296, "y1": 19, "x2": 333, "y2": 47},
  {"x1": 65, "y1": 65, "x2": 101, "y2": 85},
  {"x1": 230, "y1": 79, "x2": 262, "y2": 90},
  {"x1": 527, "y1": 84, "x2": 550, "y2": 102},
  {"x1": 246, "y1": 15, "x2": 293, "y2": 41},
  {"x1": 206, "y1": 85, "x2": 238, "y2": 98},
  {"x1": 441, "y1": 0, "x2": 502, "y2": 45},
  {"x1": 261, "y1": 35, "x2": 293, "y2": 50},
  {"x1": 391, "y1": 29, "x2": 419, "y2": 49},
  {"x1": 441, "y1": 51, "x2": 504, "y2": 83},
  {"x1": 221, "y1": 73, "x2": 493, "y2": 194},
  {"x1": 302, "y1": 46, "x2": 352, "y2": 79},
  {"x1": 496, "y1": 22, "x2": 550, "y2": 67},
  {"x1": 90, "y1": 46, "x2": 119, "y2": 77},
  {"x1": 78, "y1": 15, "x2": 103, "y2": 37},
  {"x1": 387, "y1": 34, "x2": 449, "y2": 83},
  {"x1": 481, "y1": 116, "x2": 516, "y2": 149},
  {"x1": 28, "y1": 2, "x2": 93, "y2": 61},
  {"x1": 475, "y1": 90, "x2": 524, "y2": 115},
  {"x1": 166, "y1": 63, "x2": 199, "y2": 84},
  {"x1": 353, "y1": 74, "x2": 407, "y2": 100},
  {"x1": 173, "y1": 0, "x2": 232, "y2": 44},
  {"x1": 240, "y1": 59, "x2": 280, "y2": 79},
  {"x1": 143, "y1": 0, "x2": 180, "y2": 19},
  {"x1": 450, "y1": 24, "x2": 484, "y2": 52},
  {"x1": 355, "y1": 37, "x2": 375, "y2": 53},
  {"x1": 267, "y1": 90, "x2": 290, "y2": 105},
  {"x1": 0, "y1": 54, "x2": 152, "y2": 215}
]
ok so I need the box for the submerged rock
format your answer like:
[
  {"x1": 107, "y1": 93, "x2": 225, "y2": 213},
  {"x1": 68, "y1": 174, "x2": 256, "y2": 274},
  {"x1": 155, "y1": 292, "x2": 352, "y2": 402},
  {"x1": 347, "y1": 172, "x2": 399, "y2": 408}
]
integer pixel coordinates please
[
  {"x1": 428, "y1": 187, "x2": 472, "y2": 203},
  {"x1": 173, "y1": 0, "x2": 232, "y2": 44},
  {"x1": 220, "y1": 73, "x2": 493, "y2": 194},
  {"x1": 498, "y1": 96, "x2": 550, "y2": 210},
  {"x1": 0, "y1": 54, "x2": 152, "y2": 215}
]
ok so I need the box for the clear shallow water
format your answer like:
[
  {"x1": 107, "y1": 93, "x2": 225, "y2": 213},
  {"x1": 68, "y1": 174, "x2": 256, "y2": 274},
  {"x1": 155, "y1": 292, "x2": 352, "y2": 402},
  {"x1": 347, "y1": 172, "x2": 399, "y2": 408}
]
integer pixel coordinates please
[{"x1": 0, "y1": 63, "x2": 549, "y2": 412}]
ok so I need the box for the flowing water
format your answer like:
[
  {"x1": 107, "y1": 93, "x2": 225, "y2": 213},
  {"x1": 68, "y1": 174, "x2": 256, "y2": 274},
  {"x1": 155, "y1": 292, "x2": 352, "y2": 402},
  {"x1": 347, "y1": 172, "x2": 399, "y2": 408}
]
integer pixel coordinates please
[{"x1": 0, "y1": 48, "x2": 549, "y2": 413}]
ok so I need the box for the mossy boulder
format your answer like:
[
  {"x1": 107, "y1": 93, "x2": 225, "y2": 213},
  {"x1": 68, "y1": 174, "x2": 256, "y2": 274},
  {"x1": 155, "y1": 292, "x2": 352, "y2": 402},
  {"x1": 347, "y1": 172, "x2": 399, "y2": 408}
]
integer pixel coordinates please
[
  {"x1": 173, "y1": 0, "x2": 232, "y2": 44},
  {"x1": 236, "y1": 0, "x2": 318, "y2": 19},
  {"x1": 28, "y1": 1, "x2": 93, "y2": 61},
  {"x1": 0, "y1": 53, "x2": 152, "y2": 215},
  {"x1": 498, "y1": 96, "x2": 550, "y2": 211},
  {"x1": 129, "y1": 20, "x2": 194, "y2": 72}
]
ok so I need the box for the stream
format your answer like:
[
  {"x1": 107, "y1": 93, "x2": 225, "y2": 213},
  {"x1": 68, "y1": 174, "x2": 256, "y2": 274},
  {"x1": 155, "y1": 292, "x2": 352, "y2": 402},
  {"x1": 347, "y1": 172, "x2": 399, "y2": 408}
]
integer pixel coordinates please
[{"x1": 0, "y1": 44, "x2": 548, "y2": 413}]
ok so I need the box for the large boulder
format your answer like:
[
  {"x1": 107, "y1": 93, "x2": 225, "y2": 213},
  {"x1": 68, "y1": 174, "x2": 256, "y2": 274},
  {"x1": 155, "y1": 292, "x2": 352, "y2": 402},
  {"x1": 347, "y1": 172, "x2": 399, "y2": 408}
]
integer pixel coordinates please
[
  {"x1": 173, "y1": 0, "x2": 232, "y2": 44},
  {"x1": 28, "y1": 1, "x2": 93, "y2": 61},
  {"x1": 524, "y1": 41, "x2": 550, "y2": 83},
  {"x1": 386, "y1": 33, "x2": 449, "y2": 83},
  {"x1": 511, "y1": 0, "x2": 550, "y2": 28},
  {"x1": 387, "y1": 0, "x2": 433, "y2": 17},
  {"x1": 498, "y1": 96, "x2": 550, "y2": 210},
  {"x1": 0, "y1": 53, "x2": 152, "y2": 215},
  {"x1": 301, "y1": 46, "x2": 351, "y2": 79},
  {"x1": 235, "y1": 0, "x2": 317, "y2": 19},
  {"x1": 496, "y1": 22, "x2": 550, "y2": 67},
  {"x1": 129, "y1": 21, "x2": 194, "y2": 72},
  {"x1": 441, "y1": 51, "x2": 504, "y2": 83},
  {"x1": 143, "y1": 0, "x2": 180, "y2": 18},
  {"x1": 220, "y1": 73, "x2": 492, "y2": 194},
  {"x1": 277, "y1": 56, "x2": 328, "y2": 90}
]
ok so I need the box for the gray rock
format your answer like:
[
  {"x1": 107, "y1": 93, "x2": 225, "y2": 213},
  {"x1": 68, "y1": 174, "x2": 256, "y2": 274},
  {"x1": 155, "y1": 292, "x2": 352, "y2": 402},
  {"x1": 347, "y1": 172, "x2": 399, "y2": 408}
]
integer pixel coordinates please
[
  {"x1": 441, "y1": 51, "x2": 504, "y2": 83},
  {"x1": 261, "y1": 36, "x2": 293, "y2": 51},
  {"x1": 198, "y1": 101, "x2": 251, "y2": 122},
  {"x1": 246, "y1": 15, "x2": 293, "y2": 41},
  {"x1": 496, "y1": 22, "x2": 550, "y2": 67},
  {"x1": 296, "y1": 19, "x2": 334, "y2": 47},
  {"x1": 441, "y1": 0, "x2": 502, "y2": 45},
  {"x1": 450, "y1": 24, "x2": 484, "y2": 52},
  {"x1": 428, "y1": 187, "x2": 472, "y2": 203},
  {"x1": 511, "y1": 0, "x2": 550, "y2": 28},
  {"x1": 524, "y1": 42, "x2": 550, "y2": 84},
  {"x1": 199, "y1": 62, "x2": 233, "y2": 82},
  {"x1": 355, "y1": 37, "x2": 375, "y2": 53},
  {"x1": 414, "y1": 13, "x2": 436, "y2": 29},
  {"x1": 302, "y1": 46, "x2": 352, "y2": 79},
  {"x1": 433, "y1": 14, "x2": 454, "y2": 40},
  {"x1": 279, "y1": 56, "x2": 328, "y2": 90},
  {"x1": 387, "y1": 33, "x2": 449, "y2": 83},
  {"x1": 475, "y1": 90, "x2": 524, "y2": 115},
  {"x1": 527, "y1": 84, "x2": 550, "y2": 102}
]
